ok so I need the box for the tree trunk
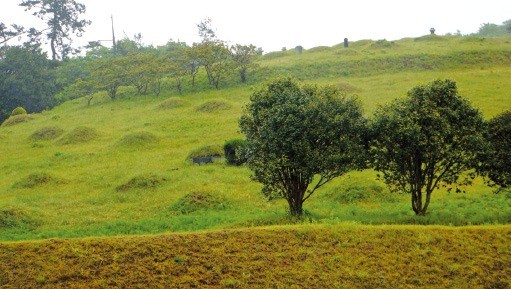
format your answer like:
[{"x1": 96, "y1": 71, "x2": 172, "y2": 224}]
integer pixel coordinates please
[
  {"x1": 287, "y1": 196, "x2": 303, "y2": 216},
  {"x1": 240, "y1": 68, "x2": 246, "y2": 83},
  {"x1": 411, "y1": 189, "x2": 431, "y2": 216}
]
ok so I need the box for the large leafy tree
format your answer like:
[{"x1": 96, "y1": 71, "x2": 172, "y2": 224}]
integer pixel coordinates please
[
  {"x1": 239, "y1": 78, "x2": 367, "y2": 216},
  {"x1": 479, "y1": 110, "x2": 511, "y2": 192},
  {"x1": 20, "y1": 0, "x2": 91, "y2": 60},
  {"x1": 370, "y1": 79, "x2": 486, "y2": 215},
  {"x1": 0, "y1": 45, "x2": 59, "y2": 120}
]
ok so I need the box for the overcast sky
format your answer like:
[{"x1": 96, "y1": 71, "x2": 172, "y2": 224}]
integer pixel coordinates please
[{"x1": 2, "y1": 0, "x2": 510, "y2": 53}]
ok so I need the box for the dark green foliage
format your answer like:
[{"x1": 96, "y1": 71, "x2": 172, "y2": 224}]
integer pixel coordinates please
[
  {"x1": 223, "y1": 138, "x2": 247, "y2": 166},
  {"x1": 480, "y1": 110, "x2": 511, "y2": 191},
  {"x1": 29, "y1": 126, "x2": 64, "y2": 141},
  {"x1": 14, "y1": 172, "x2": 59, "y2": 188},
  {"x1": 370, "y1": 79, "x2": 486, "y2": 215},
  {"x1": 116, "y1": 175, "x2": 167, "y2": 192},
  {"x1": 10, "y1": 106, "x2": 27, "y2": 116},
  {"x1": 1, "y1": 114, "x2": 33, "y2": 127},
  {"x1": 170, "y1": 192, "x2": 227, "y2": 215},
  {"x1": 0, "y1": 46, "x2": 59, "y2": 121},
  {"x1": 239, "y1": 78, "x2": 367, "y2": 216},
  {"x1": 57, "y1": 126, "x2": 98, "y2": 145},
  {"x1": 196, "y1": 100, "x2": 231, "y2": 113},
  {"x1": 187, "y1": 145, "x2": 224, "y2": 159},
  {"x1": 116, "y1": 132, "x2": 159, "y2": 149}
]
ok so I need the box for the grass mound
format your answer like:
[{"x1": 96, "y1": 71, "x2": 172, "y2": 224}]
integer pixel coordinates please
[
  {"x1": 414, "y1": 34, "x2": 447, "y2": 42},
  {"x1": 57, "y1": 126, "x2": 98, "y2": 145},
  {"x1": 158, "y1": 98, "x2": 187, "y2": 110},
  {"x1": 328, "y1": 182, "x2": 398, "y2": 204},
  {"x1": 187, "y1": 144, "x2": 224, "y2": 159},
  {"x1": 115, "y1": 131, "x2": 159, "y2": 149},
  {"x1": 13, "y1": 172, "x2": 62, "y2": 189},
  {"x1": 370, "y1": 39, "x2": 395, "y2": 48},
  {"x1": 170, "y1": 192, "x2": 227, "y2": 214},
  {"x1": 0, "y1": 208, "x2": 36, "y2": 229},
  {"x1": 29, "y1": 126, "x2": 64, "y2": 141},
  {"x1": 1, "y1": 114, "x2": 34, "y2": 127},
  {"x1": 116, "y1": 174, "x2": 167, "y2": 192},
  {"x1": 196, "y1": 100, "x2": 231, "y2": 113}
]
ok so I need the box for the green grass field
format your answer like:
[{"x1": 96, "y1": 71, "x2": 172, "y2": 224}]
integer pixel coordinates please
[
  {"x1": 1, "y1": 36, "x2": 511, "y2": 242},
  {"x1": 1, "y1": 35, "x2": 511, "y2": 287}
]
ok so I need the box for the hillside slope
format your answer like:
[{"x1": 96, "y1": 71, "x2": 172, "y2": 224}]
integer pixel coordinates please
[{"x1": 0, "y1": 36, "x2": 511, "y2": 242}]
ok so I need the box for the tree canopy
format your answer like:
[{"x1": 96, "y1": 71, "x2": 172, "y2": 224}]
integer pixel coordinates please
[
  {"x1": 370, "y1": 79, "x2": 486, "y2": 215},
  {"x1": 239, "y1": 78, "x2": 367, "y2": 216}
]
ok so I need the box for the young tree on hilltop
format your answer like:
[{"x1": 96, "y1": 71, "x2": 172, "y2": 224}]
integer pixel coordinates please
[
  {"x1": 231, "y1": 44, "x2": 260, "y2": 83},
  {"x1": 239, "y1": 78, "x2": 367, "y2": 216},
  {"x1": 20, "y1": 0, "x2": 91, "y2": 60},
  {"x1": 370, "y1": 79, "x2": 486, "y2": 215}
]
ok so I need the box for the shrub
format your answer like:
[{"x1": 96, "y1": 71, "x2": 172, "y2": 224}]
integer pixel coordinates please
[
  {"x1": 188, "y1": 145, "x2": 224, "y2": 159},
  {"x1": 57, "y1": 126, "x2": 99, "y2": 145},
  {"x1": 170, "y1": 192, "x2": 227, "y2": 215},
  {"x1": 29, "y1": 126, "x2": 64, "y2": 141},
  {"x1": 11, "y1": 107, "x2": 27, "y2": 116},
  {"x1": 1, "y1": 114, "x2": 34, "y2": 127},
  {"x1": 116, "y1": 174, "x2": 167, "y2": 192},
  {"x1": 196, "y1": 100, "x2": 231, "y2": 113},
  {"x1": 223, "y1": 138, "x2": 248, "y2": 166}
]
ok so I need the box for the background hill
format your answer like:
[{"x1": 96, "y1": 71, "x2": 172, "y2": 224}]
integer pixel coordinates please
[{"x1": 1, "y1": 36, "x2": 511, "y2": 242}]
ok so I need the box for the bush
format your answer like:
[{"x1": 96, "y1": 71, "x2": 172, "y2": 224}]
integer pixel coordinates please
[
  {"x1": 224, "y1": 138, "x2": 247, "y2": 166},
  {"x1": 170, "y1": 192, "x2": 227, "y2": 215},
  {"x1": 11, "y1": 107, "x2": 27, "y2": 116}
]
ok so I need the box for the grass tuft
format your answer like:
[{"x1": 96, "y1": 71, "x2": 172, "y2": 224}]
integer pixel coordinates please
[
  {"x1": 57, "y1": 126, "x2": 99, "y2": 145},
  {"x1": 29, "y1": 126, "x2": 64, "y2": 141},
  {"x1": 1, "y1": 114, "x2": 34, "y2": 127},
  {"x1": 0, "y1": 208, "x2": 37, "y2": 229},
  {"x1": 115, "y1": 174, "x2": 167, "y2": 192},
  {"x1": 196, "y1": 100, "x2": 231, "y2": 113},
  {"x1": 170, "y1": 192, "x2": 228, "y2": 214}
]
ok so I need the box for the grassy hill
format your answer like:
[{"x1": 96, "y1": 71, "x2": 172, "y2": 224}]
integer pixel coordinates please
[
  {"x1": 1, "y1": 34, "x2": 511, "y2": 288},
  {"x1": 1, "y1": 36, "x2": 511, "y2": 242}
]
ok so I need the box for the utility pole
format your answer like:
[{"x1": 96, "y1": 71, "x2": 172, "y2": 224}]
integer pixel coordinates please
[{"x1": 111, "y1": 15, "x2": 117, "y2": 57}]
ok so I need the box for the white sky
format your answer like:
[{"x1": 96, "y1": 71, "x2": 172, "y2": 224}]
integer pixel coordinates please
[{"x1": 1, "y1": 0, "x2": 510, "y2": 53}]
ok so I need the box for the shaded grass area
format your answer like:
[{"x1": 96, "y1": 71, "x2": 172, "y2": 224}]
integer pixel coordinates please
[{"x1": 0, "y1": 225, "x2": 509, "y2": 288}]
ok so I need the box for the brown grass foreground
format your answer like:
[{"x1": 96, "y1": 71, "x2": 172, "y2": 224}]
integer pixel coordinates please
[{"x1": 0, "y1": 225, "x2": 510, "y2": 288}]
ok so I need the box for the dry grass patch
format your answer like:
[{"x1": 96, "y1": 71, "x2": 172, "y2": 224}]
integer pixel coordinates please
[
  {"x1": 170, "y1": 192, "x2": 228, "y2": 214},
  {"x1": 13, "y1": 172, "x2": 64, "y2": 189},
  {"x1": 115, "y1": 174, "x2": 167, "y2": 192},
  {"x1": 0, "y1": 225, "x2": 509, "y2": 288},
  {"x1": 158, "y1": 98, "x2": 187, "y2": 110}
]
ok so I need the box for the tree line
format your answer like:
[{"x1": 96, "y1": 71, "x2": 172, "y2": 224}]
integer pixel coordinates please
[{"x1": 239, "y1": 78, "x2": 510, "y2": 217}]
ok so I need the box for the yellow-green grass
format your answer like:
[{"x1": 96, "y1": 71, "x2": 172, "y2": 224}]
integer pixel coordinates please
[
  {"x1": 0, "y1": 225, "x2": 509, "y2": 288},
  {"x1": 0, "y1": 36, "x2": 511, "y2": 242}
]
